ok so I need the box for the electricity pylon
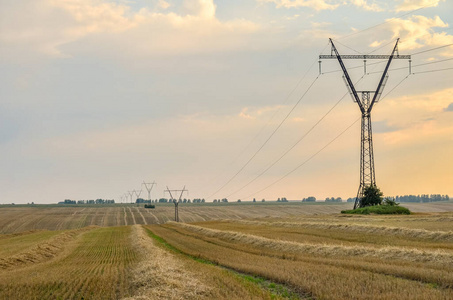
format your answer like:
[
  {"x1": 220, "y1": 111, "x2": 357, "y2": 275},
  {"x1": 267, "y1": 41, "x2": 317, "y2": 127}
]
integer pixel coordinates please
[
  {"x1": 319, "y1": 38, "x2": 410, "y2": 209},
  {"x1": 143, "y1": 181, "x2": 157, "y2": 201},
  {"x1": 128, "y1": 190, "x2": 135, "y2": 204},
  {"x1": 165, "y1": 186, "x2": 188, "y2": 222},
  {"x1": 134, "y1": 189, "x2": 142, "y2": 199}
]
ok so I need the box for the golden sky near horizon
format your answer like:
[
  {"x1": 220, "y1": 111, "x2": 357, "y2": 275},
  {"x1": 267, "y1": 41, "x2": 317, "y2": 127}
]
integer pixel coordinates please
[{"x1": 0, "y1": 0, "x2": 452, "y2": 203}]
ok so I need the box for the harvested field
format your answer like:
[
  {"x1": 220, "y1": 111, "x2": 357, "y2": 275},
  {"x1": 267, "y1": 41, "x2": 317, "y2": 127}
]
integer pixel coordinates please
[
  {"x1": 1, "y1": 201, "x2": 453, "y2": 233},
  {"x1": 0, "y1": 224, "x2": 301, "y2": 299},
  {"x1": 0, "y1": 227, "x2": 95, "y2": 270},
  {"x1": 1, "y1": 203, "x2": 453, "y2": 299},
  {"x1": 0, "y1": 226, "x2": 138, "y2": 299},
  {"x1": 146, "y1": 213, "x2": 453, "y2": 300},
  {"x1": 125, "y1": 225, "x2": 285, "y2": 299}
]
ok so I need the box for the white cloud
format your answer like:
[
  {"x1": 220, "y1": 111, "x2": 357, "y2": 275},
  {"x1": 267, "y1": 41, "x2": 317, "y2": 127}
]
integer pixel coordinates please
[
  {"x1": 157, "y1": 0, "x2": 171, "y2": 10},
  {"x1": 257, "y1": 0, "x2": 385, "y2": 11},
  {"x1": 377, "y1": 87, "x2": 453, "y2": 146},
  {"x1": 396, "y1": 0, "x2": 444, "y2": 12},
  {"x1": 0, "y1": 0, "x2": 139, "y2": 58},
  {"x1": 239, "y1": 108, "x2": 255, "y2": 119},
  {"x1": 0, "y1": 0, "x2": 260, "y2": 59},
  {"x1": 350, "y1": 0, "x2": 383, "y2": 12},
  {"x1": 238, "y1": 106, "x2": 283, "y2": 120},
  {"x1": 369, "y1": 15, "x2": 453, "y2": 52},
  {"x1": 257, "y1": 0, "x2": 339, "y2": 11}
]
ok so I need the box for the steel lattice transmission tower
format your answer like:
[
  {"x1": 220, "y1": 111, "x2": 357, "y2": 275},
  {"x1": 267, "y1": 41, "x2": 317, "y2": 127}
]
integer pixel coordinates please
[
  {"x1": 319, "y1": 38, "x2": 410, "y2": 209},
  {"x1": 165, "y1": 186, "x2": 188, "y2": 222},
  {"x1": 143, "y1": 181, "x2": 157, "y2": 201}
]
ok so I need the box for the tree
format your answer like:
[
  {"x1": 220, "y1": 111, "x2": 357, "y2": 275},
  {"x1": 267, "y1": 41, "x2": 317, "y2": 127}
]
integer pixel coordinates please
[
  {"x1": 302, "y1": 196, "x2": 316, "y2": 202},
  {"x1": 360, "y1": 185, "x2": 383, "y2": 207},
  {"x1": 383, "y1": 197, "x2": 398, "y2": 206}
]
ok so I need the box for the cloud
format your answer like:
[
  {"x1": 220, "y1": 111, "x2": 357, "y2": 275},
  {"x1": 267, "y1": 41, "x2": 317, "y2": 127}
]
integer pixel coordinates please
[
  {"x1": 396, "y1": 0, "x2": 444, "y2": 12},
  {"x1": 350, "y1": 0, "x2": 384, "y2": 12},
  {"x1": 257, "y1": 0, "x2": 385, "y2": 11},
  {"x1": 376, "y1": 87, "x2": 453, "y2": 146},
  {"x1": 0, "y1": 0, "x2": 138, "y2": 58},
  {"x1": 0, "y1": 0, "x2": 260, "y2": 60},
  {"x1": 444, "y1": 103, "x2": 453, "y2": 112},
  {"x1": 291, "y1": 117, "x2": 305, "y2": 122},
  {"x1": 369, "y1": 15, "x2": 453, "y2": 52},
  {"x1": 256, "y1": 0, "x2": 339, "y2": 11},
  {"x1": 239, "y1": 108, "x2": 255, "y2": 119},
  {"x1": 157, "y1": 0, "x2": 171, "y2": 10},
  {"x1": 238, "y1": 106, "x2": 283, "y2": 120}
]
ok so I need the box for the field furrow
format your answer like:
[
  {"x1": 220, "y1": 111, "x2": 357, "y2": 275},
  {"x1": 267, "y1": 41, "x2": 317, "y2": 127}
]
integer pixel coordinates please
[
  {"x1": 0, "y1": 226, "x2": 139, "y2": 299},
  {"x1": 145, "y1": 222, "x2": 453, "y2": 299},
  {"x1": 144, "y1": 209, "x2": 160, "y2": 224},
  {"x1": 0, "y1": 226, "x2": 95, "y2": 270},
  {"x1": 134, "y1": 207, "x2": 148, "y2": 224}
]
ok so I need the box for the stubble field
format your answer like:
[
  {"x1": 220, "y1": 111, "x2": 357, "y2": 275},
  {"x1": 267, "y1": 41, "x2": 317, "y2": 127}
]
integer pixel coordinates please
[{"x1": 1, "y1": 202, "x2": 453, "y2": 299}]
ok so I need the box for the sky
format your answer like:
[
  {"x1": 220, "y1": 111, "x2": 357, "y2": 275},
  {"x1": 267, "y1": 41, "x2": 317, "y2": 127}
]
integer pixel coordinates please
[{"x1": 1, "y1": 0, "x2": 452, "y2": 204}]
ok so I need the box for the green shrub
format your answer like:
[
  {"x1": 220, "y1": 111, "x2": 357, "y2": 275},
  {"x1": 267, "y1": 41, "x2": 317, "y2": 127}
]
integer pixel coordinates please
[
  {"x1": 360, "y1": 185, "x2": 383, "y2": 207},
  {"x1": 342, "y1": 205, "x2": 410, "y2": 215}
]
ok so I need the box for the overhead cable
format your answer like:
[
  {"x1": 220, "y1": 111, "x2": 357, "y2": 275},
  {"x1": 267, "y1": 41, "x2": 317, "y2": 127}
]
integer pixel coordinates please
[
  {"x1": 225, "y1": 74, "x2": 367, "y2": 199},
  {"x1": 241, "y1": 74, "x2": 411, "y2": 200},
  {"x1": 206, "y1": 75, "x2": 320, "y2": 200}
]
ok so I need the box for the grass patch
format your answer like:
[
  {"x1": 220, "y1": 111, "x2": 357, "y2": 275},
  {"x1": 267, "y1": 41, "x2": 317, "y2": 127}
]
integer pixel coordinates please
[
  {"x1": 341, "y1": 205, "x2": 411, "y2": 215},
  {"x1": 237, "y1": 274, "x2": 303, "y2": 299},
  {"x1": 143, "y1": 227, "x2": 215, "y2": 265}
]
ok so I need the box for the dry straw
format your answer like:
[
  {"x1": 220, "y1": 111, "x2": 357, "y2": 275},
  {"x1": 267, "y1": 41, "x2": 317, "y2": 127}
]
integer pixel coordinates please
[
  {"x1": 225, "y1": 219, "x2": 453, "y2": 241},
  {"x1": 172, "y1": 222, "x2": 453, "y2": 265},
  {"x1": 0, "y1": 226, "x2": 96, "y2": 269},
  {"x1": 123, "y1": 225, "x2": 211, "y2": 300}
]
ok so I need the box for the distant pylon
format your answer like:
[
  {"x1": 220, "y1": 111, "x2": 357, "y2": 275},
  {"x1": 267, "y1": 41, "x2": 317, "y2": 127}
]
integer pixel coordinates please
[
  {"x1": 128, "y1": 190, "x2": 134, "y2": 204},
  {"x1": 319, "y1": 38, "x2": 411, "y2": 208},
  {"x1": 165, "y1": 186, "x2": 188, "y2": 222},
  {"x1": 143, "y1": 181, "x2": 157, "y2": 201}
]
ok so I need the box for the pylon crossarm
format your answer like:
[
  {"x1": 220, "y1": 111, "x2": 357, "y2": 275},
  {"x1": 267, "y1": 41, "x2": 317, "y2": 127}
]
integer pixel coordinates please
[{"x1": 319, "y1": 54, "x2": 410, "y2": 59}]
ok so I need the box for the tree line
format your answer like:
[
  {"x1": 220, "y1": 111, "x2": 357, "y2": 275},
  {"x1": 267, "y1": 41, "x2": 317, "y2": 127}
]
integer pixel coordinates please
[{"x1": 59, "y1": 199, "x2": 115, "y2": 205}]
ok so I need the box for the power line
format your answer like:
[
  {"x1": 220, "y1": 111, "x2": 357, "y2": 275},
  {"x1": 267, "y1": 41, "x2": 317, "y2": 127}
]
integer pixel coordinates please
[
  {"x1": 206, "y1": 75, "x2": 320, "y2": 200},
  {"x1": 225, "y1": 74, "x2": 368, "y2": 199},
  {"x1": 205, "y1": 42, "x2": 331, "y2": 199},
  {"x1": 368, "y1": 40, "x2": 398, "y2": 55},
  {"x1": 243, "y1": 118, "x2": 359, "y2": 200},
  {"x1": 367, "y1": 57, "x2": 453, "y2": 74},
  {"x1": 322, "y1": 61, "x2": 386, "y2": 75},
  {"x1": 333, "y1": 39, "x2": 363, "y2": 54},
  {"x1": 226, "y1": 47, "x2": 398, "y2": 199},
  {"x1": 337, "y1": 5, "x2": 428, "y2": 41},
  {"x1": 225, "y1": 92, "x2": 348, "y2": 199},
  {"x1": 207, "y1": 59, "x2": 320, "y2": 184},
  {"x1": 322, "y1": 43, "x2": 453, "y2": 75},
  {"x1": 227, "y1": 48, "x2": 398, "y2": 199},
  {"x1": 413, "y1": 67, "x2": 453, "y2": 74},
  {"x1": 240, "y1": 74, "x2": 411, "y2": 200},
  {"x1": 411, "y1": 43, "x2": 453, "y2": 56}
]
